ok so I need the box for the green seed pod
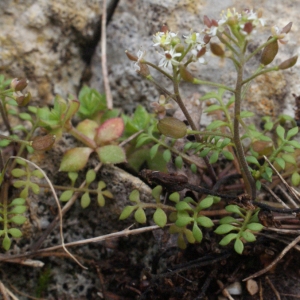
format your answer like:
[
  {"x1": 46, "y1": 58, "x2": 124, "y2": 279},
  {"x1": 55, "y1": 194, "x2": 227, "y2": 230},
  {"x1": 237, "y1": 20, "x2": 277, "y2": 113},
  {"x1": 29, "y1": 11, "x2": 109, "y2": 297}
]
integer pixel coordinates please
[
  {"x1": 278, "y1": 55, "x2": 298, "y2": 70},
  {"x1": 260, "y1": 37, "x2": 278, "y2": 66},
  {"x1": 210, "y1": 43, "x2": 225, "y2": 57},
  {"x1": 157, "y1": 117, "x2": 187, "y2": 138}
]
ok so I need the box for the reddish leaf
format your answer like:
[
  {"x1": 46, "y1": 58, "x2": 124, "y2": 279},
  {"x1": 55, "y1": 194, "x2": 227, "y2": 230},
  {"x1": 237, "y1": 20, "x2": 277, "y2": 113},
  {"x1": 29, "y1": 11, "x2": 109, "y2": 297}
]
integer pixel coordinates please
[{"x1": 95, "y1": 118, "x2": 124, "y2": 145}]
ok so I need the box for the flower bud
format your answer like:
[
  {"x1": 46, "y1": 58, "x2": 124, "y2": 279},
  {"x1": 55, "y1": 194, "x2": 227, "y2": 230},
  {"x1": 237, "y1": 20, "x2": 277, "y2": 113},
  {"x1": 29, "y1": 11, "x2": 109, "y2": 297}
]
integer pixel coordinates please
[
  {"x1": 31, "y1": 134, "x2": 56, "y2": 151},
  {"x1": 210, "y1": 43, "x2": 225, "y2": 57},
  {"x1": 203, "y1": 15, "x2": 212, "y2": 27},
  {"x1": 138, "y1": 63, "x2": 150, "y2": 77},
  {"x1": 179, "y1": 65, "x2": 194, "y2": 83},
  {"x1": 281, "y1": 22, "x2": 292, "y2": 34},
  {"x1": 15, "y1": 92, "x2": 31, "y2": 106},
  {"x1": 10, "y1": 78, "x2": 28, "y2": 92},
  {"x1": 278, "y1": 55, "x2": 298, "y2": 70},
  {"x1": 171, "y1": 36, "x2": 181, "y2": 47},
  {"x1": 125, "y1": 50, "x2": 138, "y2": 61},
  {"x1": 260, "y1": 37, "x2": 278, "y2": 66},
  {"x1": 157, "y1": 117, "x2": 187, "y2": 138},
  {"x1": 196, "y1": 46, "x2": 206, "y2": 58},
  {"x1": 174, "y1": 43, "x2": 185, "y2": 53},
  {"x1": 243, "y1": 22, "x2": 253, "y2": 34},
  {"x1": 203, "y1": 34, "x2": 211, "y2": 44}
]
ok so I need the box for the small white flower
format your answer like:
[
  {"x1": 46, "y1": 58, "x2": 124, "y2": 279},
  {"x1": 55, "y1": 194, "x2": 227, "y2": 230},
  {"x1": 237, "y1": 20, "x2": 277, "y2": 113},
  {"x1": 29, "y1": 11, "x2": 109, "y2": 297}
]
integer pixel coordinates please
[
  {"x1": 183, "y1": 31, "x2": 204, "y2": 46},
  {"x1": 272, "y1": 26, "x2": 289, "y2": 44},
  {"x1": 153, "y1": 31, "x2": 177, "y2": 47},
  {"x1": 158, "y1": 47, "x2": 182, "y2": 68},
  {"x1": 243, "y1": 9, "x2": 265, "y2": 27},
  {"x1": 133, "y1": 49, "x2": 146, "y2": 71}
]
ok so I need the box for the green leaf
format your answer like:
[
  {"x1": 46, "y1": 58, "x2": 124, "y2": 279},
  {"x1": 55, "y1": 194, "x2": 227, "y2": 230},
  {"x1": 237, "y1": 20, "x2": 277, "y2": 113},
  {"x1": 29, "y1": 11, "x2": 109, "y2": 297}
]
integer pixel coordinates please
[
  {"x1": 152, "y1": 185, "x2": 162, "y2": 202},
  {"x1": 60, "y1": 190, "x2": 74, "y2": 202},
  {"x1": 264, "y1": 121, "x2": 273, "y2": 131},
  {"x1": 175, "y1": 156, "x2": 183, "y2": 169},
  {"x1": 222, "y1": 150, "x2": 234, "y2": 160},
  {"x1": 163, "y1": 149, "x2": 171, "y2": 163},
  {"x1": 81, "y1": 192, "x2": 91, "y2": 208},
  {"x1": 234, "y1": 238, "x2": 244, "y2": 254},
  {"x1": 153, "y1": 208, "x2": 167, "y2": 227},
  {"x1": 246, "y1": 223, "x2": 264, "y2": 231},
  {"x1": 206, "y1": 120, "x2": 228, "y2": 130},
  {"x1": 276, "y1": 125, "x2": 285, "y2": 141},
  {"x1": 9, "y1": 216, "x2": 27, "y2": 225},
  {"x1": 242, "y1": 231, "x2": 256, "y2": 242},
  {"x1": 274, "y1": 157, "x2": 285, "y2": 170},
  {"x1": 282, "y1": 145, "x2": 295, "y2": 153},
  {"x1": 225, "y1": 205, "x2": 243, "y2": 216},
  {"x1": 129, "y1": 190, "x2": 140, "y2": 202},
  {"x1": 31, "y1": 170, "x2": 44, "y2": 179},
  {"x1": 2, "y1": 235, "x2": 11, "y2": 250},
  {"x1": 192, "y1": 222, "x2": 203, "y2": 242},
  {"x1": 119, "y1": 205, "x2": 136, "y2": 220},
  {"x1": 9, "y1": 198, "x2": 26, "y2": 206},
  {"x1": 175, "y1": 211, "x2": 193, "y2": 227},
  {"x1": 60, "y1": 147, "x2": 93, "y2": 172},
  {"x1": 292, "y1": 172, "x2": 300, "y2": 186},
  {"x1": 214, "y1": 224, "x2": 237, "y2": 234},
  {"x1": 134, "y1": 207, "x2": 146, "y2": 223},
  {"x1": 286, "y1": 127, "x2": 298, "y2": 140},
  {"x1": 198, "y1": 196, "x2": 214, "y2": 210},
  {"x1": 86, "y1": 169, "x2": 96, "y2": 184},
  {"x1": 199, "y1": 148, "x2": 210, "y2": 157},
  {"x1": 190, "y1": 164, "x2": 197, "y2": 173},
  {"x1": 246, "y1": 156, "x2": 260, "y2": 166},
  {"x1": 7, "y1": 228, "x2": 22, "y2": 238},
  {"x1": 240, "y1": 111, "x2": 254, "y2": 118},
  {"x1": 288, "y1": 140, "x2": 300, "y2": 149},
  {"x1": 9, "y1": 205, "x2": 26, "y2": 214},
  {"x1": 135, "y1": 135, "x2": 152, "y2": 148},
  {"x1": 11, "y1": 168, "x2": 27, "y2": 177},
  {"x1": 132, "y1": 105, "x2": 150, "y2": 130},
  {"x1": 19, "y1": 113, "x2": 32, "y2": 121},
  {"x1": 209, "y1": 151, "x2": 219, "y2": 164},
  {"x1": 97, "y1": 193, "x2": 105, "y2": 207},
  {"x1": 219, "y1": 216, "x2": 239, "y2": 224},
  {"x1": 204, "y1": 104, "x2": 222, "y2": 113},
  {"x1": 169, "y1": 192, "x2": 180, "y2": 203},
  {"x1": 219, "y1": 233, "x2": 238, "y2": 246},
  {"x1": 196, "y1": 216, "x2": 214, "y2": 228},
  {"x1": 176, "y1": 201, "x2": 192, "y2": 211},
  {"x1": 30, "y1": 183, "x2": 40, "y2": 195},
  {"x1": 150, "y1": 144, "x2": 159, "y2": 160},
  {"x1": 97, "y1": 145, "x2": 126, "y2": 164},
  {"x1": 282, "y1": 154, "x2": 296, "y2": 165},
  {"x1": 184, "y1": 228, "x2": 196, "y2": 243}
]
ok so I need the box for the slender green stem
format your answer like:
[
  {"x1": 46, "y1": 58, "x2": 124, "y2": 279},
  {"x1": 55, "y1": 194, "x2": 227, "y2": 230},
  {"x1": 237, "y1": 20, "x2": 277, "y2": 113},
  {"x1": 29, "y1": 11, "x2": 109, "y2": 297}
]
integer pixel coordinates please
[
  {"x1": 144, "y1": 61, "x2": 173, "y2": 80},
  {"x1": 217, "y1": 32, "x2": 239, "y2": 57},
  {"x1": 242, "y1": 66, "x2": 278, "y2": 85},
  {"x1": 234, "y1": 59, "x2": 256, "y2": 199},
  {"x1": 140, "y1": 202, "x2": 176, "y2": 212},
  {"x1": 192, "y1": 79, "x2": 235, "y2": 93},
  {"x1": 172, "y1": 66, "x2": 217, "y2": 182}
]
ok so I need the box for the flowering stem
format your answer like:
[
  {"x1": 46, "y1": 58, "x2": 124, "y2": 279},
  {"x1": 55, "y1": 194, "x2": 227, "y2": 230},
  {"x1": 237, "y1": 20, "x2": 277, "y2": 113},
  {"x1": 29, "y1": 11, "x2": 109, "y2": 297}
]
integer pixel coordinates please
[
  {"x1": 145, "y1": 61, "x2": 173, "y2": 80},
  {"x1": 172, "y1": 66, "x2": 217, "y2": 183},
  {"x1": 242, "y1": 66, "x2": 278, "y2": 85},
  {"x1": 192, "y1": 79, "x2": 235, "y2": 93},
  {"x1": 234, "y1": 57, "x2": 256, "y2": 199}
]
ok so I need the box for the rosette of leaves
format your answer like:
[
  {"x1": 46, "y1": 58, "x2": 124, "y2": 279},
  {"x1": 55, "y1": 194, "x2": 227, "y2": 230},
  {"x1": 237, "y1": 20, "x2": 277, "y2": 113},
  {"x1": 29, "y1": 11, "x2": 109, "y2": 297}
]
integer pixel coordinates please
[
  {"x1": 11, "y1": 158, "x2": 44, "y2": 198},
  {"x1": 168, "y1": 193, "x2": 218, "y2": 249},
  {"x1": 0, "y1": 197, "x2": 27, "y2": 250},
  {"x1": 60, "y1": 170, "x2": 113, "y2": 208},
  {"x1": 35, "y1": 95, "x2": 80, "y2": 139},
  {"x1": 214, "y1": 205, "x2": 263, "y2": 254},
  {"x1": 59, "y1": 117, "x2": 126, "y2": 172}
]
